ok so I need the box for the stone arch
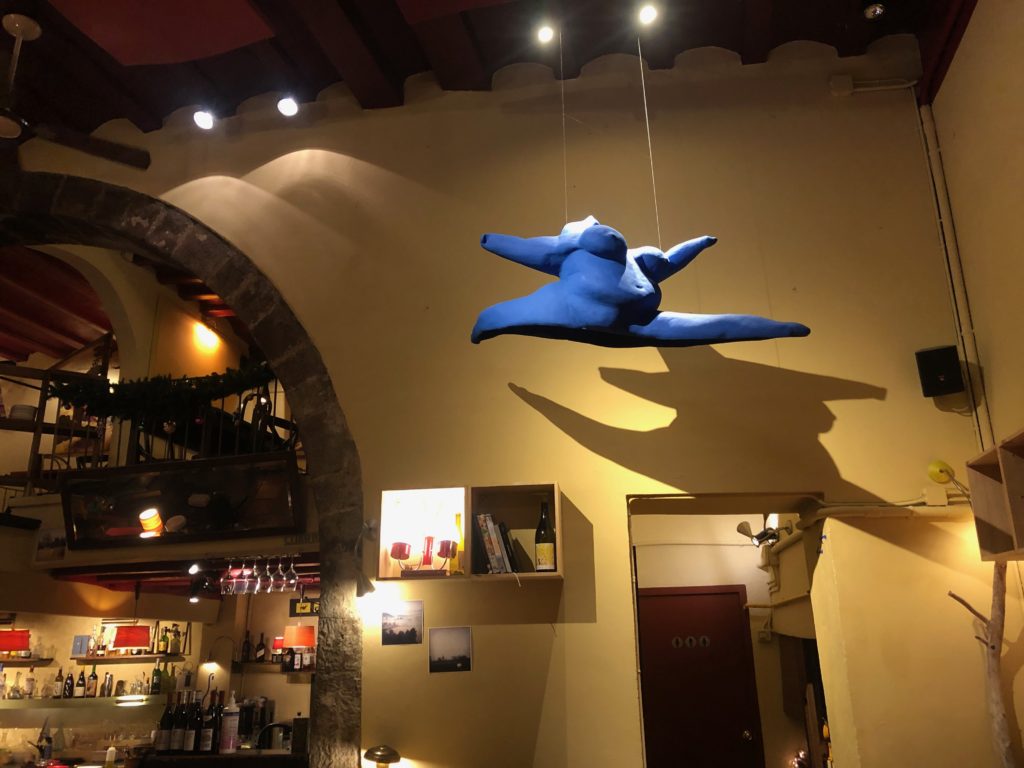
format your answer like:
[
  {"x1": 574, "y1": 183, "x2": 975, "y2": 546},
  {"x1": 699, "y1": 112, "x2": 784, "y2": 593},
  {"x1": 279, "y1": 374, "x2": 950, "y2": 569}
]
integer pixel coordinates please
[{"x1": 0, "y1": 170, "x2": 363, "y2": 768}]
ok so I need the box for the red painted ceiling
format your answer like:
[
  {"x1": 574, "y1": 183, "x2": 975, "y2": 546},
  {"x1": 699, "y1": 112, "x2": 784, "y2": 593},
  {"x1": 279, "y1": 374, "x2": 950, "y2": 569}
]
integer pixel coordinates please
[{"x1": 49, "y1": 0, "x2": 273, "y2": 66}]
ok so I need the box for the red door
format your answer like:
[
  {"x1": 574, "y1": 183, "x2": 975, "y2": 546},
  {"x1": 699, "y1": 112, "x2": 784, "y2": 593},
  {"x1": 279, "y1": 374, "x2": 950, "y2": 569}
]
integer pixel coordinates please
[{"x1": 637, "y1": 585, "x2": 766, "y2": 768}]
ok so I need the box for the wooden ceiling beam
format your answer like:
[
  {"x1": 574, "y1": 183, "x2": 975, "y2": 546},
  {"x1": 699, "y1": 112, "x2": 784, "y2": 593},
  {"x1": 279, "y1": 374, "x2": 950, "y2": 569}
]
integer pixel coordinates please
[
  {"x1": 741, "y1": 0, "x2": 774, "y2": 65},
  {"x1": 410, "y1": 13, "x2": 489, "y2": 91},
  {"x1": 0, "y1": 312, "x2": 74, "y2": 359},
  {"x1": 0, "y1": 275, "x2": 111, "y2": 337},
  {"x1": 177, "y1": 284, "x2": 222, "y2": 302},
  {"x1": 31, "y1": 2, "x2": 164, "y2": 133},
  {"x1": 0, "y1": 330, "x2": 36, "y2": 358},
  {"x1": 0, "y1": 246, "x2": 109, "y2": 325},
  {"x1": 255, "y1": 0, "x2": 403, "y2": 108},
  {"x1": 0, "y1": 347, "x2": 28, "y2": 362}
]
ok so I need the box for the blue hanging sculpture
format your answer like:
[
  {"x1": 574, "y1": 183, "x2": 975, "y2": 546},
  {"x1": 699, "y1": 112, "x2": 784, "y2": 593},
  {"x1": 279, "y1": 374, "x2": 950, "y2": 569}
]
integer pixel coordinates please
[{"x1": 471, "y1": 216, "x2": 810, "y2": 348}]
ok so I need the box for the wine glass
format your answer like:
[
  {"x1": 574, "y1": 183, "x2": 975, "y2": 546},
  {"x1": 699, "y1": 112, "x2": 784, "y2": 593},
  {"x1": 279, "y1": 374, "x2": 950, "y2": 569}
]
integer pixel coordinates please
[
  {"x1": 263, "y1": 559, "x2": 275, "y2": 594},
  {"x1": 253, "y1": 558, "x2": 265, "y2": 594},
  {"x1": 239, "y1": 560, "x2": 252, "y2": 594},
  {"x1": 285, "y1": 556, "x2": 299, "y2": 592},
  {"x1": 273, "y1": 557, "x2": 287, "y2": 592},
  {"x1": 221, "y1": 562, "x2": 234, "y2": 595}
]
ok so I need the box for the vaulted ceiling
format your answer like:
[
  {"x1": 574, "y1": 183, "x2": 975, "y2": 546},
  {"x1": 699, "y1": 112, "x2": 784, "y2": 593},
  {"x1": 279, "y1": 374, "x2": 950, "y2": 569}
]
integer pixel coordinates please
[{"x1": 0, "y1": 0, "x2": 975, "y2": 138}]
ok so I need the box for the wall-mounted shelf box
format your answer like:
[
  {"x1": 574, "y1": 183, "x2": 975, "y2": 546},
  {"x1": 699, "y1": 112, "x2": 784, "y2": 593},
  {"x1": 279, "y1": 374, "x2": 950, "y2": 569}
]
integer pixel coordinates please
[
  {"x1": 967, "y1": 427, "x2": 1024, "y2": 559},
  {"x1": 377, "y1": 483, "x2": 562, "y2": 581}
]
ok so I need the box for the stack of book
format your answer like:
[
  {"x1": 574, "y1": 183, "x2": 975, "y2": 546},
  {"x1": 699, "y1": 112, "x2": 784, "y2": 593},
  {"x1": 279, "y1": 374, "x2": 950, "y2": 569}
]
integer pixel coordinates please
[{"x1": 472, "y1": 513, "x2": 522, "y2": 573}]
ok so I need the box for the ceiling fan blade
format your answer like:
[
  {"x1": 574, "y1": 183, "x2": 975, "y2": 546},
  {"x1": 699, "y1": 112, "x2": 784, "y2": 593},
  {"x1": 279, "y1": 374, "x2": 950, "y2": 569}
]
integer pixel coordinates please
[{"x1": 33, "y1": 122, "x2": 151, "y2": 169}]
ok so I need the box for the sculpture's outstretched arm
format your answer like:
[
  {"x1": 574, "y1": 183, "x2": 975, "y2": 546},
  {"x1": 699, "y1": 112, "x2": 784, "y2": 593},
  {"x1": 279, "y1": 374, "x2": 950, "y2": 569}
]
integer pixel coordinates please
[
  {"x1": 632, "y1": 236, "x2": 717, "y2": 283},
  {"x1": 480, "y1": 233, "x2": 574, "y2": 276}
]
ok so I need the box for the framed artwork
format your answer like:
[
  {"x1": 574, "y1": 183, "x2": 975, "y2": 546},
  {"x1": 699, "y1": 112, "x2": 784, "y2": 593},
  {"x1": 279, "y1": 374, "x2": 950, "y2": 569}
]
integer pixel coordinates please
[
  {"x1": 382, "y1": 601, "x2": 423, "y2": 646},
  {"x1": 428, "y1": 626, "x2": 472, "y2": 673},
  {"x1": 60, "y1": 452, "x2": 301, "y2": 550}
]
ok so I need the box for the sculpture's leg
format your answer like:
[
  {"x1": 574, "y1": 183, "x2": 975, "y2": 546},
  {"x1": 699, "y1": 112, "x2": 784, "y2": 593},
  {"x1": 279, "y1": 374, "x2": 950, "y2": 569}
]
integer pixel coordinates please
[
  {"x1": 628, "y1": 312, "x2": 810, "y2": 344},
  {"x1": 472, "y1": 285, "x2": 580, "y2": 342}
]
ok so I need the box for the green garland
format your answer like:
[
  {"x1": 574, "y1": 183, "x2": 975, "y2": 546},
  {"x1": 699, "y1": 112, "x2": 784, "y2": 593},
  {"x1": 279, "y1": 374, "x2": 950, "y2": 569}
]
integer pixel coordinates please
[{"x1": 50, "y1": 364, "x2": 275, "y2": 421}]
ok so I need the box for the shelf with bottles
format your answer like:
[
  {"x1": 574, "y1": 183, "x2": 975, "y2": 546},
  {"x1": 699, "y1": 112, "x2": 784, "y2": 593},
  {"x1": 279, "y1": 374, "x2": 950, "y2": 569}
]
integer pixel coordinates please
[
  {"x1": 71, "y1": 654, "x2": 186, "y2": 665},
  {"x1": 376, "y1": 483, "x2": 562, "y2": 580},
  {"x1": 0, "y1": 656, "x2": 53, "y2": 667}
]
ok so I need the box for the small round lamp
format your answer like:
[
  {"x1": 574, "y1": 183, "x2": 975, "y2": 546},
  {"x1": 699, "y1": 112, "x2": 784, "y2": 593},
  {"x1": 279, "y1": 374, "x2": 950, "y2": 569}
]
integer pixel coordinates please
[{"x1": 364, "y1": 744, "x2": 401, "y2": 767}]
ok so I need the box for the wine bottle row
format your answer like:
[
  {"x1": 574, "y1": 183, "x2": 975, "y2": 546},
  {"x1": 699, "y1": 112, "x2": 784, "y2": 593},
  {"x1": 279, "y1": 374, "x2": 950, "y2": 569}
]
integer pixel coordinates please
[{"x1": 153, "y1": 688, "x2": 240, "y2": 755}]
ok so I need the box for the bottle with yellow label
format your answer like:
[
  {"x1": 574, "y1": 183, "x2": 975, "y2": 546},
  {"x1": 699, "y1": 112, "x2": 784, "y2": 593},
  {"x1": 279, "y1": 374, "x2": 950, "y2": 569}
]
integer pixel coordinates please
[{"x1": 534, "y1": 501, "x2": 556, "y2": 572}]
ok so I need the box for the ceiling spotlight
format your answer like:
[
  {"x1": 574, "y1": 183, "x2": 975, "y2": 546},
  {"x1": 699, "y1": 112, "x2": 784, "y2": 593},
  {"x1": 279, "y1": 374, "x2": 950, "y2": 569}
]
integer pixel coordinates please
[
  {"x1": 863, "y1": 3, "x2": 885, "y2": 20},
  {"x1": 537, "y1": 24, "x2": 555, "y2": 44},
  {"x1": 277, "y1": 96, "x2": 299, "y2": 117},
  {"x1": 193, "y1": 110, "x2": 215, "y2": 130},
  {"x1": 638, "y1": 4, "x2": 658, "y2": 25},
  {"x1": 188, "y1": 562, "x2": 201, "y2": 576},
  {"x1": 736, "y1": 520, "x2": 790, "y2": 548},
  {"x1": 188, "y1": 577, "x2": 207, "y2": 604}
]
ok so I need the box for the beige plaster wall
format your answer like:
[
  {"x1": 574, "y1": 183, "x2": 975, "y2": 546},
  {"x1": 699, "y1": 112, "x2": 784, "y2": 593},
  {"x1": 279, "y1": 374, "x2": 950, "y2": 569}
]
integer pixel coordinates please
[
  {"x1": 631, "y1": 513, "x2": 807, "y2": 767},
  {"x1": 811, "y1": 516, "x2": 1024, "y2": 768},
  {"x1": 19, "y1": 37, "x2": 982, "y2": 766},
  {"x1": 931, "y1": 0, "x2": 1024, "y2": 441}
]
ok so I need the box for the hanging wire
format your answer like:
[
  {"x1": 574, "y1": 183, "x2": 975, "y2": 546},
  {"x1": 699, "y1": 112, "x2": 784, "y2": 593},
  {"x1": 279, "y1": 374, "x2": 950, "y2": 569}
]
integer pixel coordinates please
[
  {"x1": 559, "y1": 29, "x2": 568, "y2": 224},
  {"x1": 637, "y1": 36, "x2": 662, "y2": 250}
]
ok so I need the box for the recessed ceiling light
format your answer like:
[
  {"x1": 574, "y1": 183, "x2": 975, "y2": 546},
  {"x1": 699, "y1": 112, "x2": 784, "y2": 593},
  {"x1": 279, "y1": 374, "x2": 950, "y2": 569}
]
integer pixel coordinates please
[
  {"x1": 863, "y1": 3, "x2": 885, "y2": 19},
  {"x1": 537, "y1": 25, "x2": 555, "y2": 44},
  {"x1": 193, "y1": 110, "x2": 215, "y2": 130},
  {"x1": 638, "y1": 5, "x2": 658, "y2": 25},
  {"x1": 277, "y1": 97, "x2": 299, "y2": 117}
]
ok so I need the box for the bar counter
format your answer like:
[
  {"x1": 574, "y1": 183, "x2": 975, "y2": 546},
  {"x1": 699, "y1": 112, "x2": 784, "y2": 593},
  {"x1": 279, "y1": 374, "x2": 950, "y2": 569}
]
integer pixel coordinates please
[{"x1": 136, "y1": 752, "x2": 307, "y2": 767}]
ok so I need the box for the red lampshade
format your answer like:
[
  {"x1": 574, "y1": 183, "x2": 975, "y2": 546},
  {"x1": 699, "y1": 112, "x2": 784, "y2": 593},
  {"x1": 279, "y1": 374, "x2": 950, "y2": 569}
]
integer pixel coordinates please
[
  {"x1": 272, "y1": 636, "x2": 284, "y2": 651},
  {"x1": 0, "y1": 629, "x2": 30, "y2": 652},
  {"x1": 113, "y1": 625, "x2": 150, "y2": 650},
  {"x1": 283, "y1": 625, "x2": 316, "y2": 648},
  {"x1": 390, "y1": 542, "x2": 411, "y2": 561}
]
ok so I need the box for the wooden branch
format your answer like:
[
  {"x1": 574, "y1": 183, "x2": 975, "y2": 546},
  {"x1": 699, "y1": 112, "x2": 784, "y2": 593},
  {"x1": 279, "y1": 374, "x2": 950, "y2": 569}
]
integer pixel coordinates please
[{"x1": 948, "y1": 590, "x2": 991, "y2": 626}]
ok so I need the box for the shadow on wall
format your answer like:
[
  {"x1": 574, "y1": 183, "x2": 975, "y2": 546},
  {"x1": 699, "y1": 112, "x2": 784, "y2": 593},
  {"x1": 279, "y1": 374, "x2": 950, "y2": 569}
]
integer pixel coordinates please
[{"x1": 511, "y1": 346, "x2": 887, "y2": 500}]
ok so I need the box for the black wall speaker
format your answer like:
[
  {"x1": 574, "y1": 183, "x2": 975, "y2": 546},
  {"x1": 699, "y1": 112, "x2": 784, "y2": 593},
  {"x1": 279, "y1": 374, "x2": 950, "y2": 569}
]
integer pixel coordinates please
[{"x1": 915, "y1": 345, "x2": 965, "y2": 397}]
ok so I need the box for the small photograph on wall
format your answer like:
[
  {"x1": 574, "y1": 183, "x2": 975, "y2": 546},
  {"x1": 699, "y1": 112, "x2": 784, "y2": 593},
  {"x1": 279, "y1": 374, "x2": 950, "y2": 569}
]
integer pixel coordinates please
[
  {"x1": 382, "y1": 600, "x2": 424, "y2": 645},
  {"x1": 428, "y1": 626, "x2": 472, "y2": 673},
  {"x1": 35, "y1": 527, "x2": 67, "y2": 563}
]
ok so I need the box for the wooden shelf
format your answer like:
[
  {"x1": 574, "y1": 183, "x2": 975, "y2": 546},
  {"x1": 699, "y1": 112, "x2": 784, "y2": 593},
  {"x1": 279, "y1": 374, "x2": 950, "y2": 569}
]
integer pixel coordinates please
[
  {"x1": 0, "y1": 695, "x2": 162, "y2": 728},
  {"x1": 231, "y1": 662, "x2": 315, "y2": 682},
  {"x1": 0, "y1": 656, "x2": 53, "y2": 667},
  {"x1": 967, "y1": 426, "x2": 1024, "y2": 559},
  {"x1": 377, "y1": 483, "x2": 563, "y2": 581},
  {"x1": 71, "y1": 654, "x2": 184, "y2": 665}
]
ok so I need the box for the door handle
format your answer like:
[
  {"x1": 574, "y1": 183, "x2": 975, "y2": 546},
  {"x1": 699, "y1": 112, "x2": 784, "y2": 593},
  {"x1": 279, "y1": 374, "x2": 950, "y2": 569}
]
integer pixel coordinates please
[{"x1": 741, "y1": 730, "x2": 753, "y2": 742}]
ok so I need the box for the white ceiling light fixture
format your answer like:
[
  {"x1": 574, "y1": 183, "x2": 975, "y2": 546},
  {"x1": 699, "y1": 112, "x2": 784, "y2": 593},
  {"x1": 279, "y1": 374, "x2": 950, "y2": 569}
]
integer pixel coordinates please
[
  {"x1": 537, "y1": 24, "x2": 555, "y2": 44},
  {"x1": 277, "y1": 96, "x2": 299, "y2": 117},
  {"x1": 193, "y1": 110, "x2": 215, "y2": 130},
  {"x1": 638, "y1": 4, "x2": 658, "y2": 25}
]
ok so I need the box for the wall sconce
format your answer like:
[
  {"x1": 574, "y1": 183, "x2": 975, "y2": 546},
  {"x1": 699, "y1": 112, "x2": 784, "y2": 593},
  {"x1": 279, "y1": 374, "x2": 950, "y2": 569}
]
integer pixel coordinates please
[
  {"x1": 364, "y1": 744, "x2": 401, "y2": 767},
  {"x1": 138, "y1": 507, "x2": 163, "y2": 538},
  {"x1": 737, "y1": 520, "x2": 793, "y2": 548}
]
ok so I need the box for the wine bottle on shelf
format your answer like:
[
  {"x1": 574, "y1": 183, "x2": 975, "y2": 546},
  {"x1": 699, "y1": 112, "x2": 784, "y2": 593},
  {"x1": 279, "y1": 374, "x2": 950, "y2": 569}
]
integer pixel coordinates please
[
  {"x1": 85, "y1": 665, "x2": 98, "y2": 697},
  {"x1": 241, "y1": 630, "x2": 252, "y2": 663},
  {"x1": 198, "y1": 688, "x2": 218, "y2": 753},
  {"x1": 62, "y1": 669, "x2": 75, "y2": 699},
  {"x1": 24, "y1": 666, "x2": 35, "y2": 698},
  {"x1": 53, "y1": 667, "x2": 63, "y2": 699},
  {"x1": 255, "y1": 633, "x2": 266, "y2": 662},
  {"x1": 101, "y1": 672, "x2": 113, "y2": 697},
  {"x1": 151, "y1": 664, "x2": 161, "y2": 696},
  {"x1": 282, "y1": 646, "x2": 295, "y2": 673},
  {"x1": 157, "y1": 626, "x2": 168, "y2": 654},
  {"x1": 154, "y1": 692, "x2": 174, "y2": 754},
  {"x1": 182, "y1": 690, "x2": 199, "y2": 753},
  {"x1": 169, "y1": 690, "x2": 186, "y2": 753},
  {"x1": 534, "y1": 501, "x2": 557, "y2": 572},
  {"x1": 73, "y1": 670, "x2": 86, "y2": 698},
  {"x1": 96, "y1": 627, "x2": 106, "y2": 657}
]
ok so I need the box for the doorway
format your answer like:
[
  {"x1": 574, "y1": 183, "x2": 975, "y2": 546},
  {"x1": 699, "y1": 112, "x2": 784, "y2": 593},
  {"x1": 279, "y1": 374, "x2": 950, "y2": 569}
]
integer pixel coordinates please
[{"x1": 637, "y1": 585, "x2": 766, "y2": 768}]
